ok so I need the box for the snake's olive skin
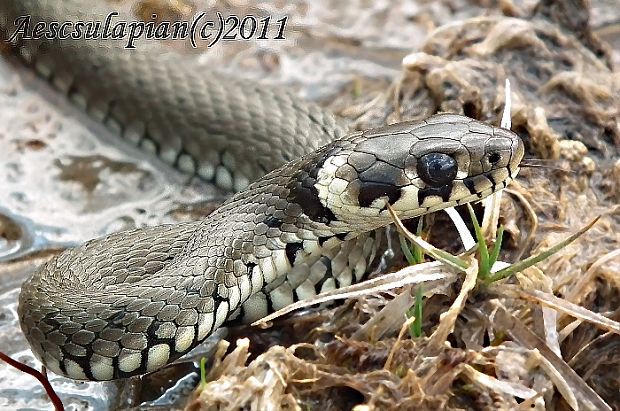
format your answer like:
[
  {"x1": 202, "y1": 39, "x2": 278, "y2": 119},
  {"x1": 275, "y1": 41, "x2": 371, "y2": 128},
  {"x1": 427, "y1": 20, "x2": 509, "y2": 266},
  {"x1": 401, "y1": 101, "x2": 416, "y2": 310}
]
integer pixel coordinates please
[{"x1": 1, "y1": 1, "x2": 524, "y2": 380}]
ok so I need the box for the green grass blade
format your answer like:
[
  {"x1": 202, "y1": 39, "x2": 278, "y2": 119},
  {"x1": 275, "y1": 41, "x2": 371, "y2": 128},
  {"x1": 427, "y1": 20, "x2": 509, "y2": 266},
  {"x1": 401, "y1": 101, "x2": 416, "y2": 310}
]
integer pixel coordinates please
[
  {"x1": 199, "y1": 357, "x2": 207, "y2": 390},
  {"x1": 400, "y1": 219, "x2": 425, "y2": 266},
  {"x1": 487, "y1": 216, "x2": 600, "y2": 283},
  {"x1": 488, "y1": 225, "x2": 505, "y2": 268},
  {"x1": 399, "y1": 234, "x2": 417, "y2": 265},
  {"x1": 412, "y1": 285, "x2": 424, "y2": 337},
  {"x1": 413, "y1": 218, "x2": 425, "y2": 263},
  {"x1": 467, "y1": 203, "x2": 490, "y2": 279},
  {"x1": 407, "y1": 286, "x2": 424, "y2": 338}
]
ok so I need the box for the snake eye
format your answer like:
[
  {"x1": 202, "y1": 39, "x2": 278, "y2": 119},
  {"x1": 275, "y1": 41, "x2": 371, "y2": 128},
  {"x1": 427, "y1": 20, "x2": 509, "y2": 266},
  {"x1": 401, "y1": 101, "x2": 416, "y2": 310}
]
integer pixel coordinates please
[
  {"x1": 488, "y1": 152, "x2": 501, "y2": 165},
  {"x1": 417, "y1": 153, "x2": 458, "y2": 187}
]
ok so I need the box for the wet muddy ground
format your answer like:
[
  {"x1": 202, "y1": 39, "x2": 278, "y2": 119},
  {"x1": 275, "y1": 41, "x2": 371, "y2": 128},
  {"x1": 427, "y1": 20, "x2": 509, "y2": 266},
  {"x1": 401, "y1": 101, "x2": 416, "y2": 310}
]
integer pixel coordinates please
[{"x1": 0, "y1": 0, "x2": 619, "y2": 410}]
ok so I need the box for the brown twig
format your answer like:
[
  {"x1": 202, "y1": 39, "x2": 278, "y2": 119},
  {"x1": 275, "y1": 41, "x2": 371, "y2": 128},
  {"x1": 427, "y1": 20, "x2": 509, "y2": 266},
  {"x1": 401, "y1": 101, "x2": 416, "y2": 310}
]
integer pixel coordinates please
[{"x1": 0, "y1": 351, "x2": 64, "y2": 411}]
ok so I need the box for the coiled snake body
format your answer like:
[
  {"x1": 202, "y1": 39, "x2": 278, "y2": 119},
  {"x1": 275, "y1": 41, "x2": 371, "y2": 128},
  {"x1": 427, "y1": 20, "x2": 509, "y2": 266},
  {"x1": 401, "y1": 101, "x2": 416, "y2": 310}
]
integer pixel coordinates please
[{"x1": 1, "y1": 0, "x2": 524, "y2": 381}]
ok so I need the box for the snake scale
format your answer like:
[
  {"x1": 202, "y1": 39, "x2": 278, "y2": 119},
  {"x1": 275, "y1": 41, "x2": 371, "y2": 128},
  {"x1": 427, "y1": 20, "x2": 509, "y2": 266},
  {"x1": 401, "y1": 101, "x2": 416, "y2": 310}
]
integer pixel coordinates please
[{"x1": 0, "y1": 0, "x2": 524, "y2": 381}]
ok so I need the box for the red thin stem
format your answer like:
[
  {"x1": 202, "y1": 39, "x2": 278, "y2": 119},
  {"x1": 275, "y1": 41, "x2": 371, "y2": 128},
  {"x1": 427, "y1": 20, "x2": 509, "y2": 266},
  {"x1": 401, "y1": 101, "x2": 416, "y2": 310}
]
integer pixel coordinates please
[{"x1": 0, "y1": 351, "x2": 64, "y2": 411}]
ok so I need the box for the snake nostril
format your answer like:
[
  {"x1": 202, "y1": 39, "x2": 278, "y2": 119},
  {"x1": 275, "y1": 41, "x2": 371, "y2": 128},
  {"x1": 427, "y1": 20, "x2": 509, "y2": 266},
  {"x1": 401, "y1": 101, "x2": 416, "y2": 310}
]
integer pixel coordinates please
[
  {"x1": 417, "y1": 153, "x2": 458, "y2": 187},
  {"x1": 488, "y1": 152, "x2": 501, "y2": 165}
]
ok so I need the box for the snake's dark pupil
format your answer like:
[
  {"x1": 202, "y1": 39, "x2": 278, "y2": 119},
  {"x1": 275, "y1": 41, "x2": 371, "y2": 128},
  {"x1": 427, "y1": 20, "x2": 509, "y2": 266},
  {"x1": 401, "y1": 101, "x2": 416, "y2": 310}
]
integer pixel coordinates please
[
  {"x1": 488, "y1": 152, "x2": 501, "y2": 164},
  {"x1": 417, "y1": 153, "x2": 458, "y2": 187}
]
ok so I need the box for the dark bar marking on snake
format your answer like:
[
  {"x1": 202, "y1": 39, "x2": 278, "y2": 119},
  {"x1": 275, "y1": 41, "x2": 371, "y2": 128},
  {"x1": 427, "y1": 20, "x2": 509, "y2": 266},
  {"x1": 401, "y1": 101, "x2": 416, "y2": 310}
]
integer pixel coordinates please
[
  {"x1": 264, "y1": 216, "x2": 282, "y2": 229},
  {"x1": 463, "y1": 177, "x2": 478, "y2": 195},
  {"x1": 313, "y1": 257, "x2": 333, "y2": 293},
  {"x1": 285, "y1": 242, "x2": 303, "y2": 265},
  {"x1": 335, "y1": 232, "x2": 348, "y2": 241},
  {"x1": 286, "y1": 146, "x2": 340, "y2": 224},
  {"x1": 417, "y1": 184, "x2": 454, "y2": 205},
  {"x1": 358, "y1": 182, "x2": 402, "y2": 208}
]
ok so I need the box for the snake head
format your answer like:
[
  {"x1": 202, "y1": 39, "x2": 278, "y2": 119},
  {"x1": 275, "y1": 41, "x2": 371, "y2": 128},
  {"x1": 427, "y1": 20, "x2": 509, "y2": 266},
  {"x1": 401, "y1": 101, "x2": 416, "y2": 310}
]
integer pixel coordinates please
[{"x1": 312, "y1": 113, "x2": 524, "y2": 231}]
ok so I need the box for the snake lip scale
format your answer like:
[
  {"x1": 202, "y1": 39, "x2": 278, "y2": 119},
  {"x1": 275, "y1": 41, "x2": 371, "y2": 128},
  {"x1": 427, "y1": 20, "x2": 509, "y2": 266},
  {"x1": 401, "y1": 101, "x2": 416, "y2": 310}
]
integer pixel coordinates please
[{"x1": 1, "y1": 0, "x2": 525, "y2": 381}]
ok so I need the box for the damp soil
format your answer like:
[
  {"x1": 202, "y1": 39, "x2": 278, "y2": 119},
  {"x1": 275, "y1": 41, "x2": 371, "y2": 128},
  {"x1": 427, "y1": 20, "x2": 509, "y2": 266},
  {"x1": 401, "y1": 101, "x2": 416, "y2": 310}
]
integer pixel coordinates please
[{"x1": 0, "y1": 0, "x2": 619, "y2": 410}]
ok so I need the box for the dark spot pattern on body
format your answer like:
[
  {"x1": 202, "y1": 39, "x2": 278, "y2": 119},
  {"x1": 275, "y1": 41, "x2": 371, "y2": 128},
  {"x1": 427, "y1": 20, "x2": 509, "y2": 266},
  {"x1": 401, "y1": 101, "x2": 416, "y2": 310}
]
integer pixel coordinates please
[
  {"x1": 263, "y1": 215, "x2": 281, "y2": 228},
  {"x1": 285, "y1": 242, "x2": 303, "y2": 265}
]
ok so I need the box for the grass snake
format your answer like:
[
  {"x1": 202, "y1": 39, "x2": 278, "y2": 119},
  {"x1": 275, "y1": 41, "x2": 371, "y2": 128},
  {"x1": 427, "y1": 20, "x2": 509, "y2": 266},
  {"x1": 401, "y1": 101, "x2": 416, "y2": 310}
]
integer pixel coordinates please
[{"x1": 0, "y1": 0, "x2": 524, "y2": 381}]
